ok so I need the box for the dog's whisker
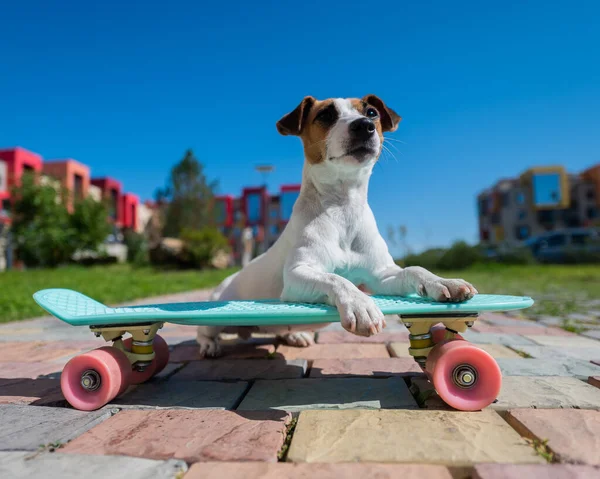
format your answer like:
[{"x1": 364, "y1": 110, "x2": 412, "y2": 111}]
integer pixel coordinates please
[
  {"x1": 384, "y1": 140, "x2": 403, "y2": 156},
  {"x1": 383, "y1": 136, "x2": 406, "y2": 145},
  {"x1": 381, "y1": 144, "x2": 398, "y2": 163}
]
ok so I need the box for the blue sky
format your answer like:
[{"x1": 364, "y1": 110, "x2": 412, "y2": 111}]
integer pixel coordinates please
[{"x1": 2, "y1": 1, "x2": 599, "y2": 255}]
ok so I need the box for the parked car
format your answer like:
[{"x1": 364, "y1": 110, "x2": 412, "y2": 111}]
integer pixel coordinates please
[{"x1": 525, "y1": 228, "x2": 600, "y2": 263}]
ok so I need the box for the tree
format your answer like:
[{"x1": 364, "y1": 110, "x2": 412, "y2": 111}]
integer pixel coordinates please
[
  {"x1": 156, "y1": 149, "x2": 218, "y2": 237},
  {"x1": 11, "y1": 173, "x2": 76, "y2": 267},
  {"x1": 70, "y1": 196, "x2": 112, "y2": 251}
]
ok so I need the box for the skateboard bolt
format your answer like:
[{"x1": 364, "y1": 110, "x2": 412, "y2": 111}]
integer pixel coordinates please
[
  {"x1": 94, "y1": 332, "x2": 101, "y2": 337},
  {"x1": 404, "y1": 322, "x2": 413, "y2": 328},
  {"x1": 80, "y1": 370, "x2": 101, "y2": 391},
  {"x1": 143, "y1": 329, "x2": 150, "y2": 335},
  {"x1": 466, "y1": 321, "x2": 474, "y2": 328},
  {"x1": 452, "y1": 364, "x2": 477, "y2": 388}
]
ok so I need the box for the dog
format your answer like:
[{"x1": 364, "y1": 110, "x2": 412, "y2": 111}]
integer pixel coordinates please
[{"x1": 197, "y1": 95, "x2": 477, "y2": 356}]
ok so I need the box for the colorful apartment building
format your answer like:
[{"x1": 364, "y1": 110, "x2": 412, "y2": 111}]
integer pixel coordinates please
[
  {"x1": 42, "y1": 159, "x2": 90, "y2": 211},
  {"x1": 214, "y1": 184, "x2": 301, "y2": 262},
  {"x1": 0, "y1": 147, "x2": 43, "y2": 224},
  {"x1": 478, "y1": 164, "x2": 600, "y2": 246}
]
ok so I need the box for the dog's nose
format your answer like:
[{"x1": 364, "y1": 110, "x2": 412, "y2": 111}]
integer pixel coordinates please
[{"x1": 349, "y1": 118, "x2": 376, "y2": 140}]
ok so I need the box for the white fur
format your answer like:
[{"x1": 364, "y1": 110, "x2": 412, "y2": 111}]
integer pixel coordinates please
[{"x1": 197, "y1": 98, "x2": 476, "y2": 356}]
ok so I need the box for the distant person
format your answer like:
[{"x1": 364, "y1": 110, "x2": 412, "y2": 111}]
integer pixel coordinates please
[{"x1": 241, "y1": 226, "x2": 254, "y2": 267}]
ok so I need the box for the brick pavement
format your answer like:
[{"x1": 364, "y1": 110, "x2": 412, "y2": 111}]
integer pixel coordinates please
[{"x1": 1, "y1": 290, "x2": 600, "y2": 478}]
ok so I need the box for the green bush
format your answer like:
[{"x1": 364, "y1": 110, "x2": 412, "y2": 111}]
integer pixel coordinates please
[
  {"x1": 180, "y1": 227, "x2": 230, "y2": 269},
  {"x1": 437, "y1": 241, "x2": 483, "y2": 270},
  {"x1": 496, "y1": 247, "x2": 537, "y2": 265},
  {"x1": 401, "y1": 248, "x2": 446, "y2": 271},
  {"x1": 123, "y1": 229, "x2": 149, "y2": 266}
]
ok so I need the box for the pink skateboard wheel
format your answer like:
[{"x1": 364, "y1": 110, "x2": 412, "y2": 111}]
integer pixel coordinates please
[
  {"x1": 426, "y1": 340, "x2": 501, "y2": 411},
  {"x1": 430, "y1": 324, "x2": 464, "y2": 344},
  {"x1": 61, "y1": 347, "x2": 131, "y2": 411}
]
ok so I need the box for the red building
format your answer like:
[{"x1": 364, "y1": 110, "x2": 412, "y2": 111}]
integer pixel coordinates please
[
  {"x1": 121, "y1": 193, "x2": 140, "y2": 230},
  {"x1": 91, "y1": 177, "x2": 123, "y2": 226},
  {"x1": 0, "y1": 147, "x2": 44, "y2": 224},
  {"x1": 42, "y1": 159, "x2": 90, "y2": 212}
]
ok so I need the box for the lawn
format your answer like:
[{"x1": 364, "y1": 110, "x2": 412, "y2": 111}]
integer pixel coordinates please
[
  {"x1": 441, "y1": 263, "x2": 600, "y2": 321},
  {"x1": 0, "y1": 264, "x2": 238, "y2": 323}
]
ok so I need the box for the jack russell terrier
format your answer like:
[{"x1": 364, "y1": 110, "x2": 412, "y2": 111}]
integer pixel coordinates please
[{"x1": 197, "y1": 95, "x2": 477, "y2": 356}]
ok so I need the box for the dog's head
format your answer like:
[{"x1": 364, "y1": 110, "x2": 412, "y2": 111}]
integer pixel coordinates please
[{"x1": 276, "y1": 95, "x2": 401, "y2": 168}]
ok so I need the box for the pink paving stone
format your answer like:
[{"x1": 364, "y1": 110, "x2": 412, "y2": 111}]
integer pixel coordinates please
[
  {"x1": 589, "y1": 377, "x2": 600, "y2": 388},
  {"x1": 473, "y1": 464, "x2": 600, "y2": 479},
  {"x1": 506, "y1": 409, "x2": 600, "y2": 465},
  {"x1": 172, "y1": 359, "x2": 306, "y2": 381},
  {"x1": 61, "y1": 409, "x2": 291, "y2": 463},
  {"x1": 186, "y1": 462, "x2": 453, "y2": 479},
  {"x1": 309, "y1": 358, "x2": 423, "y2": 378},
  {"x1": 316, "y1": 330, "x2": 408, "y2": 344},
  {"x1": 473, "y1": 325, "x2": 573, "y2": 336},
  {"x1": 0, "y1": 361, "x2": 62, "y2": 379},
  {"x1": 0, "y1": 378, "x2": 63, "y2": 405},
  {"x1": 276, "y1": 343, "x2": 390, "y2": 360},
  {"x1": 169, "y1": 342, "x2": 276, "y2": 362},
  {"x1": 1, "y1": 341, "x2": 91, "y2": 363}
]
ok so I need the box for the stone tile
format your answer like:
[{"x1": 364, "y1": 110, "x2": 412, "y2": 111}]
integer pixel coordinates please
[
  {"x1": 0, "y1": 378, "x2": 64, "y2": 406},
  {"x1": 186, "y1": 462, "x2": 453, "y2": 479},
  {"x1": 237, "y1": 378, "x2": 417, "y2": 413},
  {"x1": 582, "y1": 330, "x2": 600, "y2": 340},
  {"x1": 589, "y1": 377, "x2": 600, "y2": 388},
  {"x1": 517, "y1": 345, "x2": 600, "y2": 362},
  {"x1": 525, "y1": 335, "x2": 600, "y2": 348},
  {"x1": 474, "y1": 343, "x2": 523, "y2": 358},
  {"x1": 0, "y1": 404, "x2": 112, "y2": 451},
  {"x1": 61, "y1": 409, "x2": 290, "y2": 463},
  {"x1": 506, "y1": 409, "x2": 600, "y2": 465},
  {"x1": 476, "y1": 326, "x2": 572, "y2": 336},
  {"x1": 537, "y1": 315, "x2": 564, "y2": 327},
  {"x1": 568, "y1": 313, "x2": 595, "y2": 322},
  {"x1": 481, "y1": 312, "x2": 541, "y2": 327},
  {"x1": 0, "y1": 362, "x2": 62, "y2": 379},
  {"x1": 316, "y1": 330, "x2": 408, "y2": 344},
  {"x1": 287, "y1": 409, "x2": 543, "y2": 465},
  {"x1": 169, "y1": 342, "x2": 276, "y2": 362},
  {"x1": 171, "y1": 359, "x2": 307, "y2": 381},
  {"x1": 110, "y1": 380, "x2": 248, "y2": 409},
  {"x1": 462, "y1": 332, "x2": 536, "y2": 346},
  {"x1": 496, "y1": 358, "x2": 600, "y2": 380},
  {"x1": 0, "y1": 451, "x2": 187, "y2": 479},
  {"x1": 1, "y1": 341, "x2": 92, "y2": 363},
  {"x1": 309, "y1": 358, "x2": 423, "y2": 378},
  {"x1": 492, "y1": 376, "x2": 600, "y2": 411},
  {"x1": 276, "y1": 343, "x2": 390, "y2": 360},
  {"x1": 473, "y1": 464, "x2": 600, "y2": 479}
]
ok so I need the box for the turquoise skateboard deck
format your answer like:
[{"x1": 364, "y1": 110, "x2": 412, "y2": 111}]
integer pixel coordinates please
[{"x1": 34, "y1": 288, "x2": 534, "y2": 327}]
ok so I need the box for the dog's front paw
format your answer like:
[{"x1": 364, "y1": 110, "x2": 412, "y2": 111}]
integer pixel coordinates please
[
  {"x1": 336, "y1": 290, "x2": 386, "y2": 337},
  {"x1": 280, "y1": 331, "x2": 314, "y2": 347},
  {"x1": 197, "y1": 334, "x2": 222, "y2": 358},
  {"x1": 418, "y1": 278, "x2": 478, "y2": 303}
]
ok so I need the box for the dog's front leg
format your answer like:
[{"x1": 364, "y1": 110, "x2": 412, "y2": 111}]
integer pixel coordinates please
[
  {"x1": 367, "y1": 264, "x2": 477, "y2": 302},
  {"x1": 283, "y1": 263, "x2": 386, "y2": 337}
]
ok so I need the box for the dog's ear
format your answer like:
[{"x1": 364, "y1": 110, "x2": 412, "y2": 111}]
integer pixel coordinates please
[
  {"x1": 362, "y1": 94, "x2": 401, "y2": 132},
  {"x1": 276, "y1": 96, "x2": 316, "y2": 136}
]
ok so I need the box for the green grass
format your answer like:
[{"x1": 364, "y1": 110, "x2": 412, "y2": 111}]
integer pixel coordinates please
[
  {"x1": 439, "y1": 263, "x2": 600, "y2": 319},
  {"x1": 0, "y1": 264, "x2": 238, "y2": 323}
]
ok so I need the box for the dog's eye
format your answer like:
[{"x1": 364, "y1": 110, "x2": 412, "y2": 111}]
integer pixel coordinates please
[
  {"x1": 366, "y1": 107, "x2": 379, "y2": 118},
  {"x1": 315, "y1": 108, "x2": 336, "y2": 124}
]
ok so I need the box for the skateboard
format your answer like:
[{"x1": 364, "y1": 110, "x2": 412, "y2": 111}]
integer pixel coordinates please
[{"x1": 33, "y1": 288, "x2": 534, "y2": 412}]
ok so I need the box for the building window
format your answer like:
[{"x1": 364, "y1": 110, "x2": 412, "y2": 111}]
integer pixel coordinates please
[
  {"x1": 480, "y1": 229, "x2": 490, "y2": 241},
  {"x1": 515, "y1": 225, "x2": 530, "y2": 240},
  {"x1": 246, "y1": 193, "x2": 262, "y2": 223},
  {"x1": 270, "y1": 224, "x2": 279, "y2": 236},
  {"x1": 537, "y1": 210, "x2": 554, "y2": 224},
  {"x1": 491, "y1": 212, "x2": 501, "y2": 225},
  {"x1": 110, "y1": 189, "x2": 118, "y2": 220},
  {"x1": 587, "y1": 188, "x2": 596, "y2": 202},
  {"x1": 501, "y1": 193, "x2": 510, "y2": 208},
  {"x1": 281, "y1": 190, "x2": 300, "y2": 222},
  {"x1": 74, "y1": 174, "x2": 84, "y2": 200},
  {"x1": 1, "y1": 199, "x2": 10, "y2": 217},
  {"x1": 479, "y1": 198, "x2": 489, "y2": 216},
  {"x1": 518, "y1": 210, "x2": 527, "y2": 220},
  {"x1": 515, "y1": 192, "x2": 525, "y2": 204},
  {"x1": 533, "y1": 173, "x2": 562, "y2": 207},
  {"x1": 588, "y1": 207, "x2": 599, "y2": 220}
]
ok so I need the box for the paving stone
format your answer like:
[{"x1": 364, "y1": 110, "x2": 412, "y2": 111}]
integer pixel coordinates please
[
  {"x1": 0, "y1": 378, "x2": 64, "y2": 406},
  {"x1": 61, "y1": 409, "x2": 290, "y2": 463},
  {"x1": 309, "y1": 358, "x2": 423, "y2": 378},
  {"x1": 490, "y1": 326, "x2": 572, "y2": 336},
  {"x1": 186, "y1": 462, "x2": 453, "y2": 479},
  {"x1": 525, "y1": 335, "x2": 600, "y2": 348},
  {"x1": 237, "y1": 378, "x2": 417, "y2": 413},
  {"x1": 462, "y1": 332, "x2": 536, "y2": 346},
  {"x1": 568, "y1": 313, "x2": 595, "y2": 322},
  {"x1": 589, "y1": 377, "x2": 600, "y2": 388},
  {"x1": 287, "y1": 409, "x2": 543, "y2": 466},
  {"x1": 171, "y1": 359, "x2": 307, "y2": 381},
  {"x1": 474, "y1": 343, "x2": 522, "y2": 358},
  {"x1": 0, "y1": 451, "x2": 187, "y2": 479},
  {"x1": 537, "y1": 315, "x2": 564, "y2": 327},
  {"x1": 1, "y1": 341, "x2": 92, "y2": 363},
  {"x1": 0, "y1": 404, "x2": 112, "y2": 451},
  {"x1": 473, "y1": 464, "x2": 600, "y2": 479},
  {"x1": 388, "y1": 342, "x2": 412, "y2": 357},
  {"x1": 110, "y1": 380, "x2": 248, "y2": 409},
  {"x1": 481, "y1": 313, "x2": 541, "y2": 327},
  {"x1": 506, "y1": 409, "x2": 600, "y2": 465},
  {"x1": 496, "y1": 358, "x2": 600, "y2": 380},
  {"x1": 316, "y1": 330, "x2": 408, "y2": 344},
  {"x1": 0, "y1": 362, "x2": 62, "y2": 379},
  {"x1": 582, "y1": 330, "x2": 600, "y2": 340},
  {"x1": 276, "y1": 343, "x2": 390, "y2": 360},
  {"x1": 517, "y1": 345, "x2": 600, "y2": 362},
  {"x1": 492, "y1": 376, "x2": 600, "y2": 411},
  {"x1": 169, "y1": 342, "x2": 276, "y2": 362}
]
